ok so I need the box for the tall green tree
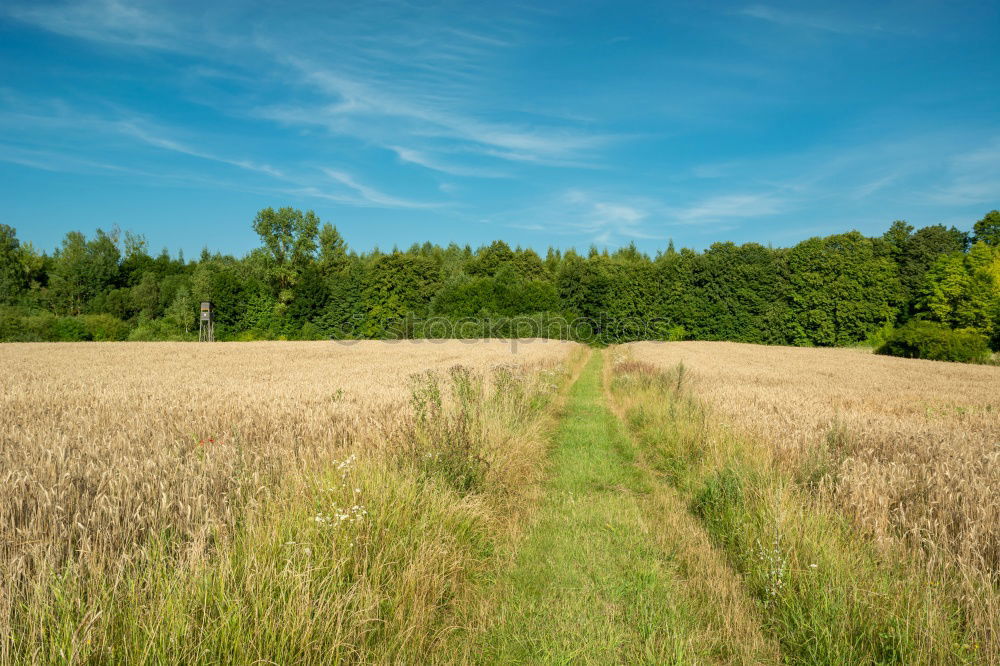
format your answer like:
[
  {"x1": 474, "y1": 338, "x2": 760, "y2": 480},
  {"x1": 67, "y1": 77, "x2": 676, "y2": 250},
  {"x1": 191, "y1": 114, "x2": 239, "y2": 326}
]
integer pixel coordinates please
[
  {"x1": 318, "y1": 256, "x2": 367, "y2": 338},
  {"x1": 466, "y1": 240, "x2": 516, "y2": 277},
  {"x1": 119, "y1": 231, "x2": 154, "y2": 286},
  {"x1": 47, "y1": 230, "x2": 121, "y2": 315},
  {"x1": 209, "y1": 267, "x2": 253, "y2": 333},
  {"x1": 557, "y1": 254, "x2": 656, "y2": 342},
  {"x1": 653, "y1": 248, "x2": 700, "y2": 339},
  {"x1": 0, "y1": 225, "x2": 27, "y2": 305},
  {"x1": 361, "y1": 253, "x2": 440, "y2": 337},
  {"x1": 919, "y1": 242, "x2": 999, "y2": 341},
  {"x1": 686, "y1": 242, "x2": 792, "y2": 343},
  {"x1": 429, "y1": 273, "x2": 495, "y2": 318},
  {"x1": 130, "y1": 272, "x2": 162, "y2": 320},
  {"x1": 18, "y1": 241, "x2": 47, "y2": 297},
  {"x1": 883, "y1": 221, "x2": 969, "y2": 313},
  {"x1": 252, "y1": 207, "x2": 321, "y2": 298},
  {"x1": 287, "y1": 264, "x2": 330, "y2": 327},
  {"x1": 165, "y1": 286, "x2": 195, "y2": 333},
  {"x1": 317, "y1": 223, "x2": 348, "y2": 276},
  {"x1": 786, "y1": 232, "x2": 899, "y2": 345},
  {"x1": 973, "y1": 210, "x2": 1000, "y2": 247},
  {"x1": 882, "y1": 220, "x2": 914, "y2": 256}
]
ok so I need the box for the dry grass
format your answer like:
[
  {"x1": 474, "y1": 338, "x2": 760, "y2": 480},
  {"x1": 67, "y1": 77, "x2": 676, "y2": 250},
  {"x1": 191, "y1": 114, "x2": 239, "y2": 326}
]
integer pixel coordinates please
[
  {"x1": 0, "y1": 339, "x2": 579, "y2": 663},
  {"x1": 623, "y1": 341, "x2": 1000, "y2": 655}
]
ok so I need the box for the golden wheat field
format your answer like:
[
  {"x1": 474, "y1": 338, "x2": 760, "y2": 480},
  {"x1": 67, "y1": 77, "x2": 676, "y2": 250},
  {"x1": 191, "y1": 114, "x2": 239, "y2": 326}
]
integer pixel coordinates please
[
  {"x1": 624, "y1": 341, "x2": 1000, "y2": 644},
  {"x1": 0, "y1": 339, "x2": 578, "y2": 662},
  {"x1": 0, "y1": 338, "x2": 574, "y2": 556}
]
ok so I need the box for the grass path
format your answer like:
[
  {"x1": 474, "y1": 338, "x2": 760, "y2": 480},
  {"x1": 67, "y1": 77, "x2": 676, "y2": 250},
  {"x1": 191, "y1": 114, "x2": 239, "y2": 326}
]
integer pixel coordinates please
[{"x1": 473, "y1": 350, "x2": 698, "y2": 663}]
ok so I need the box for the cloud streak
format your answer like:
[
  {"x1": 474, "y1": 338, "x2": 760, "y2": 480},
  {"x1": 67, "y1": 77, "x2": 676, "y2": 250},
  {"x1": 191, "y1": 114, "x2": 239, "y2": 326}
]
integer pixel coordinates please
[
  {"x1": 739, "y1": 5, "x2": 884, "y2": 35},
  {"x1": 321, "y1": 169, "x2": 441, "y2": 209},
  {"x1": 5, "y1": 0, "x2": 196, "y2": 50},
  {"x1": 389, "y1": 146, "x2": 509, "y2": 178},
  {"x1": 495, "y1": 185, "x2": 798, "y2": 247},
  {"x1": 7, "y1": 0, "x2": 617, "y2": 173},
  {"x1": 117, "y1": 122, "x2": 288, "y2": 180},
  {"x1": 924, "y1": 140, "x2": 1000, "y2": 205},
  {"x1": 670, "y1": 192, "x2": 789, "y2": 224},
  {"x1": 259, "y1": 56, "x2": 618, "y2": 168},
  {"x1": 0, "y1": 94, "x2": 441, "y2": 210}
]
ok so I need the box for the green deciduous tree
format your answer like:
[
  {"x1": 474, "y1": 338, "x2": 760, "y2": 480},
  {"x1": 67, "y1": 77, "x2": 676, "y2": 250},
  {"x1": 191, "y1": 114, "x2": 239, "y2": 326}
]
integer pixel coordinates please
[
  {"x1": 786, "y1": 232, "x2": 900, "y2": 345},
  {"x1": 687, "y1": 242, "x2": 793, "y2": 344},
  {"x1": 165, "y1": 286, "x2": 195, "y2": 333},
  {"x1": 0, "y1": 225, "x2": 27, "y2": 305},
  {"x1": 919, "y1": 242, "x2": 999, "y2": 344},
  {"x1": 318, "y1": 257, "x2": 367, "y2": 338},
  {"x1": 48, "y1": 230, "x2": 121, "y2": 315},
  {"x1": 883, "y1": 221, "x2": 969, "y2": 313},
  {"x1": 130, "y1": 272, "x2": 161, "y2": 320},
  {"x1": 317, "y1": 223, "x2": 348, "y2": 276},
  {"x1": 287, "y1": 264, "x2": 330, "y2": 327},
  {"x1": 252, "y1": 207, "x2": 321, "y2": 297},
  {"x1": 973, "y1": 210, "x2": 1000, "y2": 247},
  {"x1": 466, "y1": 240, "x2": 516, "y2": 277},
  {"x1": 361, "y1": 253, "x2": 440, "y2": 338}
]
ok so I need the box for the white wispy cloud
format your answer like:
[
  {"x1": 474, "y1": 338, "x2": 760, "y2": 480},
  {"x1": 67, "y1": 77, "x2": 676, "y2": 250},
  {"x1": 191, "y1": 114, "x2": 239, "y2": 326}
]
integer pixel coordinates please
[
  {"x1": 442, "y1": 27, "x2": 513, "y2": 49},
  {"x1": 0, "y1": 143, "x2": 133, "y2": 174},
  {"x1": 924, "y1": 141, "x2": 1000, "y2": 205},
  {"x1": 5, "y1": 0, "x2": 192, "y2": 50},
  {"x1": 117, "y1": 122, "x2": 288, "y2": 180},
  {"x1": 739, "y1": 5, "x2": 885, "y2": 35},
  {"x1": 493, "y1": 185, "x2": 798, "y2": 246},
  {"x1": 260, "y1": 57, "x2": 617, "y2": 167},
  {"x1": 853, "y1": 173, "x2": 900, "y2": 199},
  {"x1": 321, "y1": 169, "x2": 441, "y2": 209},
  {"x1": 0, "y1": 92, "x2": 289, "y2": 181},
  {"x1": 389, "y1": 146, "x2": 509, "y2": 178},
  {"x1": 5, "y1": 0, "x2": 620, "y2": 182},
  {"x1": 0, "y1": 142, "x2": 297, "y2": 198},
  {"x1": 494, "y1": 189, "x2": 666, "y2": 246},
  {"x1": 0, "y1": 91, "x2": 450, "y2": 210},
  {"x1": 562, "y1": 190, "x2": 661, "y2": 239},
  {"x1": 476, "y1": 147, "x2": 605, "y2": 169},
  {"x1": 671, "y1": 192, "x2": 789, "y2": 224}
]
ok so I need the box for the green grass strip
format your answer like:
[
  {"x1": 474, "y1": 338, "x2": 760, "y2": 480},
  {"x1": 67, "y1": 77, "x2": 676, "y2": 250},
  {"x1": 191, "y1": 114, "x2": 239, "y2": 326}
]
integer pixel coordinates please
[{"x1": 475, "y1": 351, "x2": 695, "y2": 664}]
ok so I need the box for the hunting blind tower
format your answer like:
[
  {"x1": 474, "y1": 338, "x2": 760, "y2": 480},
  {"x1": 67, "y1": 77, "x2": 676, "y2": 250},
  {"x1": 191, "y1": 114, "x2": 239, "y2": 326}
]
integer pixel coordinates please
[{"x1": 199, "y1": 301, "x2": 214, "y2": 342}]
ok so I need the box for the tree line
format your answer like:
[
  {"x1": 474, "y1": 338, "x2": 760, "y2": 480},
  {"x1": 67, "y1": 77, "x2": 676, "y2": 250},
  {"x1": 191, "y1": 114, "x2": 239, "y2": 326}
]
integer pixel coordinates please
[{"x1": 1, "y1": 208, "x2": 998, "y2": 349}]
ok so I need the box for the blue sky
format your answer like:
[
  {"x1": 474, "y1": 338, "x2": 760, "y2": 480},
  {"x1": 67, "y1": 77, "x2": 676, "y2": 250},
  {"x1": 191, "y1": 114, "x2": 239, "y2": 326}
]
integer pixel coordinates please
[{"x1": 1, "y1": 0, "x2": 998, "y2": 258}]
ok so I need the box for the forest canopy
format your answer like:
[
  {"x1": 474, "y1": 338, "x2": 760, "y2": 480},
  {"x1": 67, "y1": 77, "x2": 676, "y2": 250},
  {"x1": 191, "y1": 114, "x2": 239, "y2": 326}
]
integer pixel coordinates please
[{"x1": 1, "y1": 207, "x2": 998, "y2": 350}]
